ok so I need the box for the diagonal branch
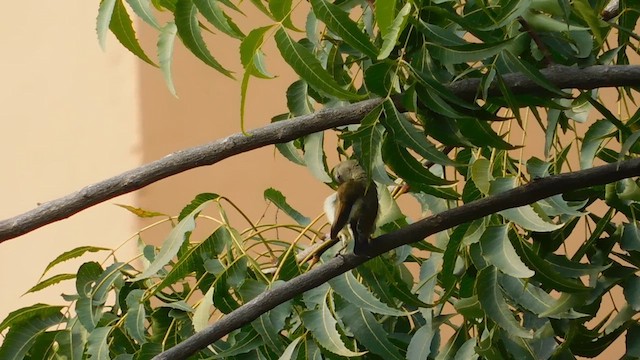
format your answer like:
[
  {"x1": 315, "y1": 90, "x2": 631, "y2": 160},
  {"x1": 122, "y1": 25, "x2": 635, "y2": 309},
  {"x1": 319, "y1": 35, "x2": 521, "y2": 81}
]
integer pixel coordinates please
[
  {"x1": 153, "y1": 157, "x2": 640, "y2": 360},
  {"x1": 1, "y1": 65, "x2": 640, "y2": 243}
]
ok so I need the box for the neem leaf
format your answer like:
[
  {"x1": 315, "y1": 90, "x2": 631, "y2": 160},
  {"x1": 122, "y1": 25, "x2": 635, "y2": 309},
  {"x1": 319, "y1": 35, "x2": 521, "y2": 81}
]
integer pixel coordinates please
[
  {"x1": 158, "y1": 21, "x2": 178, "y2": 97},
  {"x1": 264, "y1": 188, "x2": 311, "y2": 226},
  {"x1": 41, "y1": 246, "x2": 110, "y2": 276},
  {"x1": 476, "y1": 266, "x2": 532, "y2": 338},
  {"x1": 175, "y1": 0, "x2": 233, "y2": 77},
  {"x1": 336, "y1": 304, "x2": 404, "y2": 359},
  {"x1": 274, "y1": 28, "x2": 364, "y2": 100},
  {"x1": 194, "y1": 0, "x2": 245, "y2": 39},
  {"x1": 329, "y1": 272, "x2": 405, "y2": 316},
  {"x1": 310, "y1": 0, "x2": 377, "y2": 58},
  {"x1": 480, "y1": 225, "x2": 534, "y2": 279},
  {"x1": 110, "y1": 0, "x2": 157, "y2": 66},
  {"x1": 301, "y1": 302, "x2": 366, "y2": 357},
  {"x1": 382, "y1": 99, "x2": 457, "y2": 166},
  {"x1": 133, "y1": 198, "x2": 215, "y2": 281},
  {"x1": 378, "y1": 3, "x2": 411, "y2": 60}
]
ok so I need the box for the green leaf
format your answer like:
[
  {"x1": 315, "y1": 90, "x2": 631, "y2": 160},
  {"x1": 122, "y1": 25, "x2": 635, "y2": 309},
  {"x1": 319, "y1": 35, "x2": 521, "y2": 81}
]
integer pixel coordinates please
[
  {"x1": 375, "y1": 0, "x2": 396, "y2": 37},
  {"x1": 336, "y1": 304, "x2": 404, "y2": 359},
  {"x1": 499, "y1": 51, "x2": 568, "y2": 98},
  {"x1": 429, "y1": 33, "x2": 527, "y2": 65},
  {"x1": 174, "y1": 0, "x2": 233, "y2": 77},
  {"x1": 0, "y1": 304, "x2": 65, "y2": 334},
  {"x1": 580, "y1": 120, "x2": 615, "y2": 169},
  {"x1": 480, "y1": 225, "x2": 534, "y2": 278},
  {"x1": 279, "y1": 336, "x2": 303, "y2": 360},
  {"x1": 76, "y1": 262, "x2": 104, "y2": 298},
  {"x1": 194, "y1": 0, "x2": 244, "y2": 39},
  {"x1": 476, "y1": 266, "x2": 532, "y2": 338},
  {"x1": 157, "y1": 21, "x2": 178, "y2": 97},
  {"x1": 624, "y1": 276, "x2": 640, "y2": 311},
  {"x1": 274, "y1": 28, "x2": 364, "y2": 100},
  {"x1": 125, "y1": 290, "x2": 147, "y2": 344},
  {"x1": 93, "y1": 262, "x2": 127, "y2": 304},
  {"x1": 407, "y1": 324, "x2": 435, "y2": 360},
  {"x1": 0, "y1": 310, "x2": 65, "y2": 360},
  {"x1": 240, "y1": 25, "x2": 274, "y2": 131},
  {"x1": 210, "y1": 329, "x2": 264, "y2": 358},
  {"x1": 621, "y1": 222, "x2": 640, "y2": 251},
  {"x1": 97, "y1": 0, "x2": 117, "y2": 50},
  {"x1": 252, "y1": 313, "x2": 286, "y2": 352},
  {"x1": 499, "y1": 275, "x2": 587, "y2": 318},
  {"x1": 573, "y1": 0, "x2": 603, "y2": 43},
  {"x1": 471, "y1": 158, "x2": 493, "y2": 195},
  {"x1": 329, "y1": 272, "x2": 405, "y2": 316},
  {"x1": 25, "y1": 273, "x2": 76, "y2": 294},
  {"x1": 310, "y1": 0, "x2": 377, "y2": 59},
  {"x1": 41, "y1": 246, "x2": 110, "y2": 276},
  {"x1": 87, "y1": 326, "x2": 112, "y2": 360},
  {"x1": 110, "y1": 0, "x2": 157, "y2": 66},
  {"x1": 126, "y1": 0, "x2": 161, "y2": 29},
  {"x1": 269, "y1": 0, "x2": 297, "y2": 30},
  {"x1": 264, "y1": 188, "x2": 311, "y2": 226},
  {"x1": 511, "y1": 237, "x2": 590, "y2": 292},
  {"x1": 619, "y1": 130, "x2": 640, "y2": 162},
  {"x1": 154, "y1": 227, "x2": 226, "y2": 292},
  {"x1": 286, "y1": 80, "x2": 314, "y2": 116},
  {"x1": 382, "y1": 138, "x2": 455, "y2": 186},
  {"x1": 303, "y1": 132, "x2": 332, "y2": 183},
  {"x1": 490, "y1": 178, "x2": 563, "y2": 232},
  {"x1": 382, "y1": 99, "x2": 457, "y2": 166},
  {"x1": 301, "y1": 301, "x2": 366, "y2": 357},
  {"x1": 133, "y1": 198, "x2": 214, "y2": 281},
  {"x1": 458, "y1": 119, "x2": 518, "y2": 150},
  {"x1": 378, "y1": 3, "x2": 411, "y2": 60}
]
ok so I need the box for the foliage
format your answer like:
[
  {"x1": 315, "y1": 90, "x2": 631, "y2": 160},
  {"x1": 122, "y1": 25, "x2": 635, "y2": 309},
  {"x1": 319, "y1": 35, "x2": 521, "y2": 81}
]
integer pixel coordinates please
[{"x1": 2, "y1": 0, "x2": 640, "y2": 358}]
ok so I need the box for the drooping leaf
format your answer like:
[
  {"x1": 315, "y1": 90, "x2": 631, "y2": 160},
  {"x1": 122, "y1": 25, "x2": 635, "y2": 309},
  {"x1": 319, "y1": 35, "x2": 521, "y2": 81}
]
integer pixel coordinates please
[
  {"x1": 158, "y1": 21, "x2": 179, "y2": 97},
  {"x1": 580, "y1": 120, "x2": 615, "y2": 169},
  {"x1": 110, "y1": 0, "x2": 157, "y2": 66},
  {"x1": 0, "y1": 310, "x2": 66, "y2": 360},
  {"x1": 476, "y1": 266, "x2": 533, "y2": 338},
  {"x1": 133, "y1": 198, "x2": 215, "y2": 281},
  {"x1": 429, "y1": 33, "x2": 527, "y2": 65},
  {"x1": 274, "y1": 28, "x2": 364, "y2": 100},
  {"x1": 382, "y1": 99, "x2": 457, "y2": 166},
  {"x1": 378, "y1": 3, "x2": 411, "y2": 60},
  {"x1": 336, "y1": 304, "x2": 404, "y2": 359},
  {"x1": 329, "y1": 272, "x2": 405, "y2": 316},
  {"x1": 310, "y1": 0, "x2": 377, "y2": 58},
  {"x1": 0, "y1": 304, "x2": 65, "y2": 334},
  {"x1": 97, "y1": 0, "x2": 117, "y2": 50},
  {"x1": 264, "y1": 188, "x2": 311, "y2": 226},
  {"x1": 480, "y1": 225, "x2": 534, "y2": 278},
  {"x1": 174, "y1": 0, "x2": 233, "y2": 77},
  {"x1": 303, "y1": 132, "x2": 332, "y2": 183},
  {"x1": 124, "y1": 290, "x2": 147, "y2": 344},
  {"x1": 126, "y1": 0, "x2": 161, "y2": 29},
  {"x1": 301, "y1": 302, "x2": 366, "y2": 357},
  {"x1": 194, "y1": 0, "x2": 245, "y2": 39}
]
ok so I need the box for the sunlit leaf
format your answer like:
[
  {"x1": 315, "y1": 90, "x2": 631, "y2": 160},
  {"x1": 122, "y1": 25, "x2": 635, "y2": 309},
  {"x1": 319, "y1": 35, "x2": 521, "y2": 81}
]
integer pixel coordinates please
[{"x1": 378, "y1": 3, "x2": 411, "y2": 60}]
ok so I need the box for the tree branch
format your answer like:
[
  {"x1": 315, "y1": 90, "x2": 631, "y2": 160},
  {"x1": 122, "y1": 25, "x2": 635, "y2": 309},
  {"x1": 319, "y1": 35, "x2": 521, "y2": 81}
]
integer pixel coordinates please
[
  {"x1": 153, "y1": 157, "x2": 640, "y2": 360},
  {"x1": 1, "y1": 65, "x2": 640, "y2": 243}
]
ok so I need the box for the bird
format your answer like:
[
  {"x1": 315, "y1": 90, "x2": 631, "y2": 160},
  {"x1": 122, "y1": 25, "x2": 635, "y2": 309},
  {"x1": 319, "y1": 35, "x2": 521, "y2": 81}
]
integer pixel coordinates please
[{"x1": 328, "y1": 160, "x2": 379, "y2": 256}]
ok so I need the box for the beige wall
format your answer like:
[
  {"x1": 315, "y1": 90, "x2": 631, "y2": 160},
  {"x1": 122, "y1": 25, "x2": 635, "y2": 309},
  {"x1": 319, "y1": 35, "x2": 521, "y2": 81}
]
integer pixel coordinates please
[{"x1": 0, "y1": 3, "x2": 140, "y2": 321}]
